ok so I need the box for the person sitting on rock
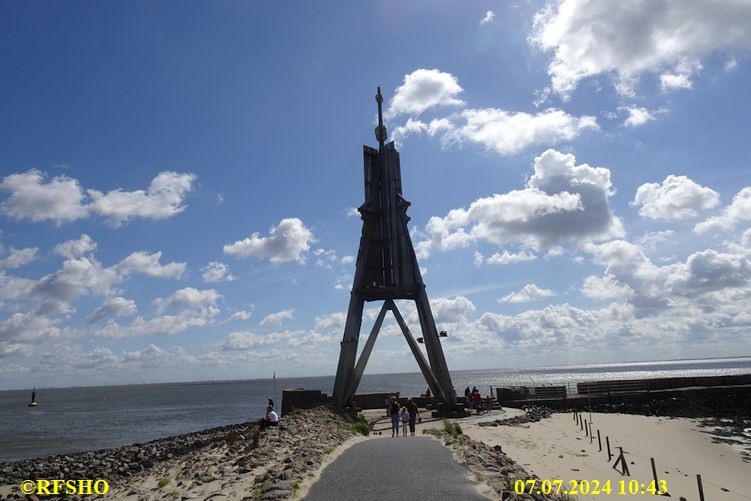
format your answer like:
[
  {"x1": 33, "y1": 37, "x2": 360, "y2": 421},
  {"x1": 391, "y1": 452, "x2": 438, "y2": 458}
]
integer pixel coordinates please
[{"x1": 260, "y1": 405, "x2": 279, "y2": 429}]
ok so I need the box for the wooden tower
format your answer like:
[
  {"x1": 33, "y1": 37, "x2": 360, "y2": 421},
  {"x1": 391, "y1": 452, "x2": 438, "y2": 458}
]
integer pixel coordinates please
[{"x1": 332, "y1": 88, "x2": 458, "y2": 411}]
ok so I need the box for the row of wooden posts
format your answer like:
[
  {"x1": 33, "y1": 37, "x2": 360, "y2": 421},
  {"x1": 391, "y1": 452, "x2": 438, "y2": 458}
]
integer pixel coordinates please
[{"x1": 573, "y1": 410, "x2": 706, "y2": 500}]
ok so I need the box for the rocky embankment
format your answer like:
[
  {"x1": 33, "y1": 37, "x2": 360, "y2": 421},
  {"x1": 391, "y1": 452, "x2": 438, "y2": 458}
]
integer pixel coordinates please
[
  {"x1": 478, "y1": 406, "x2": 553, "y2": 427},
  {"x1": 0, "y1": 406, "x2": 354, "y2": 501},
  {"x1": 425, "y1": 421, "x2": 562, "y2": 501}
]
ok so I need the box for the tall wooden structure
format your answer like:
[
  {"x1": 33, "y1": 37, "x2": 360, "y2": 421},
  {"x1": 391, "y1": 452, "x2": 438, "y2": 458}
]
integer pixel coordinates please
[{"x1": 332, "y1": 88, "x2": 458, "y2": 410}]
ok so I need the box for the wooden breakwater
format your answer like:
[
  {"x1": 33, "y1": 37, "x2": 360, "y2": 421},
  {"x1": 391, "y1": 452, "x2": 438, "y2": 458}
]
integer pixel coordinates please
[{"x1": 493, "y1": 373, "x2": 751, "y2": 409}]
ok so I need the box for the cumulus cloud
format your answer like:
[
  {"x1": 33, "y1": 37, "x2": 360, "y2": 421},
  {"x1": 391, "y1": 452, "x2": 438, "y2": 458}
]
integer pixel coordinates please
[
  {"x1": 222, "y1": 331, "x2": 284, "y2": 351},
  {"x1": 486, "y1": 250, "x2": 537, "y2": 266},
  {"x1": 694, "y1": 187, "x2": 751, "y2": 234},
  {"x1": 201, "y1": 261, "x2": 235, "y2": 282},
  {"x1": 443, "y1": 108, "x2": 598, "y2": 156},
  {"x1": 87, "y1": 297, "x2": 137, "y2": 324},
  {"x1": 418, "y1": 149, "x2": 622, "y2": 255},
  {"x1": 155, "y1": 287, "x2": 220, "y2": 312},
  {"x1": 481, "y1": 10, "x2": 495, "y2": 25},
  {"x1": 54, "y1": 234, "x2": 97, "y2": 259},
  {"x1": 260, "y1": 309, "x2": 295, "y2": 327},
  {"x1": 621, "y1": 106, "x2": 657, "y2": 127},
  {"x1": 0, "y1": 247, "x2": 38, "y2": 270},
  {"x1": 387, "y1": 71, "x2": 598, "y2": 155},
  {"x1": 633, "y1": 175, "x2": 720, "y2": 220},
  {"x1": 88, "y1": 171, "x2": 196, "y2": 226},
  {"x1": 0, "y1": 170, "x2": 88, "y2": 224},
  {"x1": 500, "y1": 284, "x2": 556, "y2": 303},
  {"x1": 224, "y1": 218, "x2": 313, "y2": 264},
  {"x1": 0, "y1": 170, "x2": 196, "y2": 226},
  {"x1": 531, "y1": 0, "x2": 751, "y2": 97},
  {"x1": 431, "y1": 296, "x2": 476, "y2": 323},
  {"x1": 117, "y1": 251, "x2": 186, "y2": 279},
  {"x1": 582, "y1": 275, "x2": 634, "y2": 302},
  {"x1": 386, "y1": 69, "x2": 465, "y2": 118}
]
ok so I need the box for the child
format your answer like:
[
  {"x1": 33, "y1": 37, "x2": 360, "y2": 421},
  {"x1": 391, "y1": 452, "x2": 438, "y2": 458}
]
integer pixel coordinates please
[{"x1": 400, "y1": 407, "x2": 410, "y2": 436}]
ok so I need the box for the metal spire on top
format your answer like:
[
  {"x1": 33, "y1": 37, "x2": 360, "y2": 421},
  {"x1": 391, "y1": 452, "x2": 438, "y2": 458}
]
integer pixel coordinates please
[{"x1": 374, "y1": 87, "x2": 387, "y2": 147}]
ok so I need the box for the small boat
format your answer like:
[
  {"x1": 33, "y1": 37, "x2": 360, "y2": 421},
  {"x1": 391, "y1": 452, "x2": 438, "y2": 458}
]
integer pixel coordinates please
[{"x1": 28, "y1": 388, "x2": 38, "y2": 407}]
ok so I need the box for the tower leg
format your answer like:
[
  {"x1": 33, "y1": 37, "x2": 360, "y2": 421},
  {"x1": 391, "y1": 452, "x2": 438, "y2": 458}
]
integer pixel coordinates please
[
  {"x1": 343, "y1": 302, "x2": 389, "y2": 405},
  {"x1": 388, "y1": 300, "x2": 444, "y2": 399},
  {"x1": 415, "y1": 288, "x2": 458, "y2": 409},
  {"x1": 332, "y1": 294, "x2": 365, "y2": 407}
]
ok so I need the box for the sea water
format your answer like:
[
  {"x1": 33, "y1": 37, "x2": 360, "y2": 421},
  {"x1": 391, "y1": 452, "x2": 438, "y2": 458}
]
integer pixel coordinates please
[{"x1": 1, "y1": 357, "x2": 750, "y2": 462}]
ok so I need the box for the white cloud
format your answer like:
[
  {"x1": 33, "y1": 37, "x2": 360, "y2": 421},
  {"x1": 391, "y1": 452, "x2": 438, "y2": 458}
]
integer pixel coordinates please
[
  {"x1": 694, "y1": 187, "x2": 751, "y2": 234},
  {"x1": 0, "y1": 170, "x2": 88, "y2": 224},
  {"x1": 201, "y1": 261, "x2": 235, "y2": 282},
  {"x1": 260, "y1": 308, "x2": 295, "y2": 327},
  {"x1": 87, "y1": 297, "x2": 137, "y2": 324},
  {"x1": 156, "y1": 287, "x2": 220, "y2": 312},
  {"x1": 531, "y1": 0, "x2": 751, "y2": 97},
  {"x1": 637, "y1": 230, "x2": 675, "y2": 249},
  {"x1": 222, "y1": 331, "x2": 283, "y2": 351},
  {"x1": 88, "y1": 171, "x2": 196, "y2": 226},
  {"x1": 117, "y1": 251, "x2": 186, "y2": 279},
  {"x1": 386, "y1": 69, "x2": 465, "y2": 118},
  {"x1": 223, "y1": 217, "x2": 314, "y2": 264},
  {"x1": 340, "y1": 255, "x2": 355, "y2": 265},
  {"x1": 0, "y1": 170, "x2": 196, "y2": 226},
  {"x1": 633, "y1": 175, "x2": 720, "y2": 220},
  {"x1": 227, "y1": 310, "x2": 252, "y2": 322},
  {"x1": 582, "y1": 275, "x2": 634, "y2": 302},
  {"x1": 54, "y1": 234, "x2": 97, "y2": 259},
  {"x1": 621, "y1": 106, "x2": 655, "y2": 127},
  {"x1": 481, "y1": 10, "x2": 495, "y2": 26},
  {"x1": 418, "y1": 149, "x2": 622, "y2": 255},
  {"x1": 660, "y1": 73, "x2": 693, "y2": 91},
  {"x1": 443, "y1": 107, "x2": 598, "y2": 156},
  {"x1": 431, "y1": 296, "x2": 476, "y2": 323},
  {"x1": 0, "y1": 247, "x2": 38, "y2": 270},
  {"x1": 486, "y1": 250, "x2": 537, "y2": 265},
  {"x1": 500, "y1": 283, "x2": 556, "y2": 303}
]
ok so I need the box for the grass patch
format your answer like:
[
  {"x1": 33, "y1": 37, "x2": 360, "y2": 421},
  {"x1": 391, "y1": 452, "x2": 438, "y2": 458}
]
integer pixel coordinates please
[
  {"x1": 157, "y1": 478, "x2": 170, "y2": 489},
  {"x1": 349, "y1": 421, "x2": 370, "y2": 436},
  {"x1": 422, "y1": 428, "x2": 442, "y2": 437},
  {"x1": 443, "y1": 419, "x2": 462, "y2": 439},
  {"x1": 289, "y1": 481, "x2": 300, "y2": 494}
]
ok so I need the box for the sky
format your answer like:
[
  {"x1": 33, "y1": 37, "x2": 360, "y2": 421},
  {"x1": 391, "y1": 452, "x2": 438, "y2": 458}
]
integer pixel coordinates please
[{"x1": 1, "y1": 0, "x2": 751, "y2": 390}]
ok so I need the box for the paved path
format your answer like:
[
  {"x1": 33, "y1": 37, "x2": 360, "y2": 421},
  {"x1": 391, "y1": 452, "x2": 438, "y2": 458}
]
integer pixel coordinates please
[{"x1": 302, "y1": 436, "x2": 489, "y2": 501}]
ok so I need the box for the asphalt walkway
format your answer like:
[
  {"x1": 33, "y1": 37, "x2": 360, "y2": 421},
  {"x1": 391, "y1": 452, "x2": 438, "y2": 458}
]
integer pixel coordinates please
[{"x1": 302, "y1": 436, "x2": 489, "y2": 501}]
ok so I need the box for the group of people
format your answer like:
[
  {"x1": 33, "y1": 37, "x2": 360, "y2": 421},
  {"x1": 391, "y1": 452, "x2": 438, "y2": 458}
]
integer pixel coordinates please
[
  {"x1": 464, "y1": 386, "x2": 485, "y2": 414},
  {"x1": 386, "y1": 394, "x2": 421, "y2": 437}
]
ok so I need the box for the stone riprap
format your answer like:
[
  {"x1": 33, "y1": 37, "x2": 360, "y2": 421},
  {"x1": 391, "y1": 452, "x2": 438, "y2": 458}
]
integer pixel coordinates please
[{"x1": 0, "y1": 406, "x2": 354, "y2": 501}]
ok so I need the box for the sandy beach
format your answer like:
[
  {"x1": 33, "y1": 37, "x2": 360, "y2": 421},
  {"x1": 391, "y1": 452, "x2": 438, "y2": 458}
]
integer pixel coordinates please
[{"x1": 459, "y1": 410, "x2": 750, "y2": 500}]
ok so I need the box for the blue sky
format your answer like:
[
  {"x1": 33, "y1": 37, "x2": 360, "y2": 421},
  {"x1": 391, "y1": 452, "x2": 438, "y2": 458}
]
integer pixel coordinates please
[{"x1": 1, "y1": 0, "x2": 750, "y2": 389}]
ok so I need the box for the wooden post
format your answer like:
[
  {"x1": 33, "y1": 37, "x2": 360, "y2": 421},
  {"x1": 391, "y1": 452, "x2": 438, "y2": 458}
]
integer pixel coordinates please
[
  {"x1": 580, "y1": 415, "x2": 584, "y2": 430},
  {"x1": 697, "y1": 475, "x2": 705, "y2": 501},
  {"x1": 590, "y1": 426, "x2": 594, "y2": 443},
  {"x1": 585, "y1": 420, "x2": 589, "y2": 436},
  {"x1": 606, "y1": 436, "x2": 612, "y2": 461},
  {"x1": 597, "y1": 430, "x2": 602, "y2": 451},
  {"x1": 650, "y1": 458, "x2": 659, "y2": 495}
]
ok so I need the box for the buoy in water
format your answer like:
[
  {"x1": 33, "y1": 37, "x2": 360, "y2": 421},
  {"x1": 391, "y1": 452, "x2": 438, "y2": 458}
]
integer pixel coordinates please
[{"x1": 28, "y1": 401, "x2": 38, "y2": 407}]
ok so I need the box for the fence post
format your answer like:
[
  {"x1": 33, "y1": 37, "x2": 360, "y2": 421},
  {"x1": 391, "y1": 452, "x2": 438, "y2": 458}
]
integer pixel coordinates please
[
  {"x1": 650, "y1": 458, "x2": 658, "y2": 494},
  {"x1": 580, "y1": 415, "x2": 584, "y2": 431},
  {"x1": 590, "y1": 426, "x2": 594, "y2": 443},
  {"x1": 597, "y1": 429, "x2": 602, "y2": 451},
  {"x1": 697, "y1": 475, "x2": 705, "y2": 501},
  {"x1": 606, "y1": 436, "x2": 612, "y2": 461}
]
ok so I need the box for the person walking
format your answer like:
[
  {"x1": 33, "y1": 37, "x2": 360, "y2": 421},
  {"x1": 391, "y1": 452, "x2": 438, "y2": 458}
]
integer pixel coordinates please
[
  {"x1": 405, "y1": 398, "x2": 420, "y2": 436},
  {"x1": 389, "y1": 397, "x2": 401, "y2": 437}
]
